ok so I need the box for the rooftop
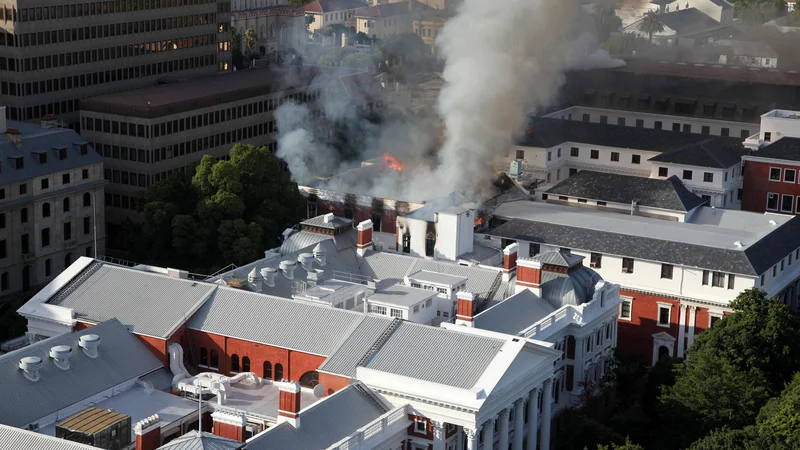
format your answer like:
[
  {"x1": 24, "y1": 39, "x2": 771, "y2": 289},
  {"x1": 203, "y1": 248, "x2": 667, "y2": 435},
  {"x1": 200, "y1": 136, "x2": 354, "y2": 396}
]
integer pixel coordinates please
[
  {"x1": 608, "y1": 59, "x2": 800, "y2": 87},
  {"x1": 0, "y1": 424, "x2": 100, "y2": 450},
  {"x1": 652, "y1": 8, "x2": 720, "y2": 34},
  {"x1": 545, "y1": 171, "x2": 706, "y2": 212},
  {"x1": 317, "y1": 315, "x2": 396, "y2": 378},
  {"x1": 303, "y1": 0, "x2": 367, "y2": 13},
  {"x1": 300, "y1": 213, "x2": 353, "y2": 230},
  {"x1": 489, "y1": 201, "x2": 800, "y2": 276},
  {"x1": 356, "y1": 2, "x2": 413, "y2": 18},
  {"x1": 158, "y1": 432, "x2": 244, "y2": 450},
  {"x1": 217, "y1": 378, "x2": 318, "y2": 419},
  {"x1": 473, "y1": 290, "x2": 556, "y2": 336},
  {"x1": 366, "y1": 284, "x2": 436, "y2": 308},
  {"x1": 55, "y1": 408, "x2": 128, "y2": 436},
  {"x1": 648, "y1": 138, "x2": 749, "y2": 168},
  {"x1": 407, "y1": 270, "x2": 468, "y2": 286},
  {"x1": 747, "y1": 137, "x2": 800, "y2": 161}
]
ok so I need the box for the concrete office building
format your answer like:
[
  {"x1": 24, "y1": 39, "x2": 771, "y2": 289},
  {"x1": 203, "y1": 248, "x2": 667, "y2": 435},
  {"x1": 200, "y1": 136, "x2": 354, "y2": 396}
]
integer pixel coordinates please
[
  {"x1": 79, "y1": 65, "x2": 383, "y2": 229},
  {"x1": 0, "y1": 108, "x2": 106, "y2": 301},
  {"x1": 0, "y1": 0, "x2": 232, "y2": 128}
]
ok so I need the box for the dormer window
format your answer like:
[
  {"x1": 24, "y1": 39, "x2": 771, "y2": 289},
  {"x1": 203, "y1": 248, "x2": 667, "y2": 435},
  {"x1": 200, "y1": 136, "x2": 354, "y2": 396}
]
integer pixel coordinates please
[
  {"x1": 38, "y1": 153, "x2": 47, "y2": 164},
  {"x1": 58, "y1": 147, "x2": 67, "y2": 160},
  {"x1": 79, "y1": 143, "x2": 88, "y2": 155},
  {"x1": 13, "y1": 157, "x2": 23, "y2": 170}
]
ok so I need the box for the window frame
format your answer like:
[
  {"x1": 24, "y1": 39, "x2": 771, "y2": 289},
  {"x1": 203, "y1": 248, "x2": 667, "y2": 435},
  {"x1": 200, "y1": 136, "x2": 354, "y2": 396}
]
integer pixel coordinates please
[
  {"x1": 660, "y1": 264, "x2": 673, "y2": 280},
  {"x1": 769, "y1": 167, "x2": 782, "y2": 181},
  {"x1": 683, "y1": 170, "x2": 693, "y2": 180},
  {"x1": 622, "y1": 257, "x2": 634, "y2": 274},
  {"x1": 781, "y1": 194, "x2": 794, "y2": 213},
  {"x1": 766, "y1": 192, "x2": 779, "y2": 211},
  {"x1": 785, "y1": 168, "x2": 797, "y2": 184},
  {"x1": 619, "y1": 299, "x2": 632, "y2": 321},
  {"x1": 590, "y1": 252, "x2": 602, "y2": 268},
  {"x1": 658, "y1": 167, "x2": 668, "y2": 177},
  {"x1": 657, "y1": 303, "x2": 671, "y2": 328},
  {"x1": 703, "y1": 172, "x2": 713, "y2": 183}
]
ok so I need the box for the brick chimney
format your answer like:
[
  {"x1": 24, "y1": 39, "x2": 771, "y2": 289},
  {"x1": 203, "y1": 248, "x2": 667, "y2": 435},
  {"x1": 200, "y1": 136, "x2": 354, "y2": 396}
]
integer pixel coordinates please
[
  {"x1": 515, "y1": 259, "x2": 542, "y2": 296},
  {"x1": 502, "y1": 243, "x2": 518, "y2": 282},
  {"x1": 356, "y1": 219, "x2": 374, "y2": 256},
  {"x1": 5, "y1": 128, "x2": 22, "y2": 149},
  {"x1": 134, "y1": 414, "x2": 161, "y2": 450},
  {"x1": 277, "y1": 381, "x2": 303, "y2": 427},
  {"x1": 455, "y1": 291, "x2": 475, "y2": 327},
  {"x1": 211, "y1": 411, "x2": 246, "y2": 442}
]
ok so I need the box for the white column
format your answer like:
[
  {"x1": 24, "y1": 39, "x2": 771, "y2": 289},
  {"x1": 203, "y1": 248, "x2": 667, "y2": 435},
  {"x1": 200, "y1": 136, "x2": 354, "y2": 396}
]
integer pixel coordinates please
[
  {"x1": 677, "y1": 304, "x2": 687, "y2": 358},
  {"x1": 432, "y1": 421, "x2": 446, "y2": 450},
  {"x1": 498, "y1": 408, "x2": 509, "y2": 450},
  {"x1": 527, "y1": 388, "x2": 540, "y2": 450},
  {"x1": 513, "y1": 398, "x2": 525, "y2": 450},
  {"x1": 466, "y1": 427, "x2": 479, "y2": 450},
  {"x1": 483, "y1": 417, "x2": 495, "y2": 450},
  {"x1": 541, "y1": 379, "x2": 553, "y2": 450},
  {"x1": 687, "y1": 306, "x2": 697, "y2": 350}
]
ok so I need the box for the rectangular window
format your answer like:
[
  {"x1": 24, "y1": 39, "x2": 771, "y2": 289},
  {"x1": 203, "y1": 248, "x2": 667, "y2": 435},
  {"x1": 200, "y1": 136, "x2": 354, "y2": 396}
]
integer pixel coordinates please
[
  {"x1": 661, "y1": 264, "x2": 673, "y2": 279},
  {"x1": 368, "y1": 304, "x2": 387, "y2": 315},
  {"x1": 529, "y1": 243, "x2": 540, "y2": 256},
  {"x1": 782, "y1": 194, "x2": 794, "y2": 213},
  {"x1": 767, "y1": 193, "x2": 780, "y2": 211},
  {"x1": 0, "y1": 240, "x2": 5, "y2": 259},
  {"x1": 390, "y1": 309, "x2": 403, "y2": 318},
  {"x1": 683, "y1": 170, "x2": 693, "y2": 180},
  {"x1": 785, "y1": 169, "x2": 796, "y2": 183},
  {"x1": 672, "y1": 123, "x2": 681, "y2": 132},
  {"x1": 516, "y1": 150, "x2": 524, "y2": 160},
  {"x1": 703, "y1": 172, "x2": 713, "y2": 183},
  {"x1": 658, "y1": 167, "x2": 668, "y2": 177},
  {"x1": 622, "y1": 258, "x2": 634, "y2": 274},
  {"x1": 727, "y1": 274, "x2": 735, "y2": 290},
  {"x1": 62, "y1": 173, "x2": 70, "y2": 184},
  {"x1": 590, "y1": 149, "x2": 599, "y2": 159},
  {"x1": 636, "y1": 119, "x2": 644, "y2": 128},
  {"x1": 721, "y1": 128, "x2": 730, "y2": 137},
  {"x1": 683, "y1": 124, "x2": 691, "y2": 133},
  {"x1": 658, "y1": 305, "x2": 670, "y2": 327},
  {"x1": 63, "y1": 222, "x2": 72, "y2": 240},
  {"x1": 610, "y1": 152, "x2": 619, "y2": 162},
  {"x1": 770, "y1": 168, "x2": 782, "y2": 181},
  {"x1": 83, "y1": 216, "x2": 91, "y2": 235},
  {"x1": 590, "y1": 252, "x2": 602, "y2": 268},
  {"x1": 654, "y1": 121, "x2": 663, "y2": 130},
  {"x1": 712, "y1": 272, "x2": 725, "y2": 288},
  {"x1": 618, "y1": 117, "x2": 626, "y2": 126},
  {"x1": 620, "y1": 300, "x2": 632, "y2": 319},
  {"x1": 765, "y1": 132, "x2": 772, "y2": 142},
  {"x1": 570, "y1": 147, "x2": 579, "y2": 157},
  {"x1": 41, "y1": 178, "x2": 49, "y2": 189},
  {"x1": 702, "y1": 270, "x2": 709, "y2": 285},
  {"x1": 21, "y1": 234, "x2": 29, "y2": 254},
  {"x1": 701, "y1": 126, "x2": 710, "y2": 135},
  {"x1": 631, "y1": 154, "x2": 641, "y2": 164},
  {"x1": 41, "y1": 228, "x2": 50, "y2": 247}
]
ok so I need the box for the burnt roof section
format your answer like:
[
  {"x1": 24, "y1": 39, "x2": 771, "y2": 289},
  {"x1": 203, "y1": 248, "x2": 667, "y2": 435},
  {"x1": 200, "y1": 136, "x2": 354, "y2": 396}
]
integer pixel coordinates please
[
  {"x1": 518, "y1": 118, "x2": 730, "y2": 152},
  {"x1": 748, "y1": 137, "x2": 800, "y2": 162},
  {"x1": 489, "y1": 216, "x2": 800, "y2": 276},
  {"x1": 648, "y1": 138, "x2": 749, "y2": 168},
  {"x1": 546, "y1": 171, "x2": 705, "y2": 212},
  {"x1": 80, "y1": 66, "x2": 358, "y2": 119}
]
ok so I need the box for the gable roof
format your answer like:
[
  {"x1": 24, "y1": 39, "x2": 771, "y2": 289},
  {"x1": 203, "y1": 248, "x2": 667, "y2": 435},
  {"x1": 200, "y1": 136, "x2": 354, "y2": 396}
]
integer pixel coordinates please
[
  {"x1": 0, "y1": 319, "x2": 163, "y2": 428},
  {"x1": 545, "y1": 171, "x2": 706, "y2": 212},
  {"x1": 747, "y1": 137, "x2": 800, "y2": 162},
  {"x1": 473, "y1": 290, "x2": 557, "y2": 336},
  {"x1": 303, "y1": 0, "x2": 367, "y2": 13},
  {"x1": 0, "y1": 425, "x2": 101, "y2": 450},
  {"x1": 317, "y1": 316, "x2": 398, "y2": 378},
  {"x1": 648, "y1": 138, "x2": 748, "y2": 168},
  {"x1": 47, "y1": 261, "x2": 216, "y2": 338}
]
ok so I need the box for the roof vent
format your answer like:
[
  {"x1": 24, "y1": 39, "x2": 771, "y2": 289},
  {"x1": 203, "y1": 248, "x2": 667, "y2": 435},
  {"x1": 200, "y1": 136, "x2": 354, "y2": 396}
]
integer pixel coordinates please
[
  {"x1": 313, "y1": 245, "x2": 326, "y2": 266},
  {"x1": 79, "y1": 334, "x2": 100, "y2": 358},
  {"x1": 247, "y1": 267, "x2": 260, "y2": 284},
  {"x1": 734, "y1": 241, "x2": 743, "y2": 248},
  {"x1": 280, "y1": 260, "x2": 296, "y2": 280},
  {"x1": 19, "y1": 356, "x2": 42, "y2": 382},
  {"x1": 323, "y1": 213, "x2": 335, "y2": 224},
  {"x1": 261, "y1": 267, "x2": 278, "y2": 287},
  {"x1": 298, "y1": 253, "x2": 315, "y2": 272},
  {"x1": 49, "y1": 345, "x2": 72, "y2": 370}
]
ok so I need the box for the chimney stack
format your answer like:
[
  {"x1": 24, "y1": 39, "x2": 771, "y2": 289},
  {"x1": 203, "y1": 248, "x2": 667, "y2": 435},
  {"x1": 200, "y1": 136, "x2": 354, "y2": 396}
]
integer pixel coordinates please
[
  {"x1": 356, "y1": 219, "x2": 374, "y2": 256},
  {"x1": 211, "y1": 411, "x2": 246, "y2": 442},
  {"x1": 277, "y1": 381, "x2": 303, "y2": 427},
  {"x1": 515, "y1": 258, "x2": 543, "y2": 296},
  {"x1": 134, "y1": 415, "x2": 161, "y2": 450},
  {"x1": 455, "y1": 291, "x2": 475, "y2": 327},
  {"x1": 502, "y1": 243, "x2": 518, "y2": 282}
]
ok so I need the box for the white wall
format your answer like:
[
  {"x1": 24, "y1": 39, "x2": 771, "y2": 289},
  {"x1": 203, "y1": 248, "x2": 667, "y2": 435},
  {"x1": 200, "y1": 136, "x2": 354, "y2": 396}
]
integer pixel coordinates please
[
  {"x1": 759, "y1": 112, "x2": 800, "y2": 144},
  {"x1": 396, "y1": 216, "x2": 429, "y2": 258},
  {"x1": 435, "y1": 210, "x2": 474, "y2": 261},
  {"x1": 648, "y1": 162, "x2": 742, "y2": 209}
]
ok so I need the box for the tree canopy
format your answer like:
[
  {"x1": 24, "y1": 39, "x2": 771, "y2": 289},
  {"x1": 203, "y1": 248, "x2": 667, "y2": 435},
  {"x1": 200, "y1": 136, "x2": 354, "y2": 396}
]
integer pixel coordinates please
[
  {"x1": 637, "y1": 10, "x2": 665, "y2": 43},
  {"x1": 287, "y1": 0, "x2": 312, "y2": 7},
  {"x1": 120, "y1": 144, "x2": 305, "y2": 274}
]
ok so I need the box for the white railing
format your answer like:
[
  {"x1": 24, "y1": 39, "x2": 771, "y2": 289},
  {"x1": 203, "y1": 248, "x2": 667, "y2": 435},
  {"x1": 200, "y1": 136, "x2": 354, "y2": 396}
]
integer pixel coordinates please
[{"x1": 327, "y1": 406, "x2": 410, "y2": 450}]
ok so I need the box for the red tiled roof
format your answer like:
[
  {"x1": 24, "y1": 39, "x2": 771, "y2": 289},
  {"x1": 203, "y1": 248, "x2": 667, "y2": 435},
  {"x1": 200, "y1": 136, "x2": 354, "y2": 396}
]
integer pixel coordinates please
[{"x1": 304, "y1": 0, "x2": 368, "y2": 14}]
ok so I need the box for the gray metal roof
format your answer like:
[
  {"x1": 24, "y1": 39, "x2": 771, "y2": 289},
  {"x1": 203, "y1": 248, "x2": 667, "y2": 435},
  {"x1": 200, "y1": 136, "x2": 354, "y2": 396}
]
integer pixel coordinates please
[
  {"x1": 407, "y1": 270, "x2": 468, "y2": 286},
  {"x1": 529, "y1": 251, "x2": 585, "y2": 268},
  {"x1": 474, "y1": 290, "x2": 557, "y2": 337},
  {"x1": 318, "y1": 316, "x2": 397, "y2": 378},
  {"x1": 247, "y1": 383, "x2": 389, "y2": 450},
  {"x1": 300, "y1": 214, "x2": 353, "y2": 230},
  {"x1": 545, "y1": 171, "x2": 706, "y2": 212},
  {"x1": 49, "y1": 263, "x2": 216, "y2": 338},
  {"x1": 539, "y1": 266, "x2": 600, "y2": 308},
  {"x1": 278, "y1": 231, "x2": 331, "y2": 255},
  {"x1": 188, "y1": 287, "x2": 367, "y2": 356},
  {"x1": 157, "y1": 432, "x2": 243, "y2": 450},
  {"x1": 0, "y1": 122, "x2": 102, "y2": 186},
  {"x1": 362, "y1": 322, "x2": 503, "y2": 389},
  {"x1": 0, "y1": 319, "x2": 163, "y2": 428},
  {"x1": 367, "y1": 284, "x2": 436, "y2": 308},
  {"x1": 0, "y1": 425, "x2": 101, "y2": 450},
  {"x1": 648, "y1": 138, "x2": 748, "y2": 169}
]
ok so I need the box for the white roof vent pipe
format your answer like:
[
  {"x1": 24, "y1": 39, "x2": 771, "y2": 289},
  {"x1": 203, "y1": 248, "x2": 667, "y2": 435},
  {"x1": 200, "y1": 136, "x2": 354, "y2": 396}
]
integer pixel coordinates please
[
  {"x1": 324, "y1": 213, "x2": 335, "y2": 223},
  {"x1": 261, "y1": 267, "x2": 277, "y2": 287},
  {"x1": 19, "y1": 356, "x2": 42, "y2": 382},
  {"x1": 280, "y1": 260, "x2": 296, "y2": 280},
  {"x1": 298, "y1": 253, "x2": 315, "y2": 272},
  {"x1": 313, "y1": 244, "x2": 326, "y2": 266},
  {"x1": 247, "y1": 267, "x2": 259, "y2": 284},
  {"x1": 79, "y1": 334, "x2": 100, "y2": 358},
  {"x1": 49, "y1": 345, "x2": 72, "y2": 370}
]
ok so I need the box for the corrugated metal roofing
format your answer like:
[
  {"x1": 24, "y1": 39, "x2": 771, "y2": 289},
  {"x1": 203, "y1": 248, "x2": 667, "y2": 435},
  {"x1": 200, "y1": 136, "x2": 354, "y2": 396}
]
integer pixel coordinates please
[
  {"x1": 318, "y1": 316, "x2": 396, "y2": 378},
  {"x1": 529, "y1": 252, "x2": 585, "y2": 268},
  {"x1": 50, "y1": 264, "x2": 216, "y2": 338},
  {"x1": 188, "y1": 288, "x2": 366, "y2": 356},
  {"x1": 473, "y1": 290, "x2": 556, "y2": 336},
  {"x1": 278, "y1": 231, "x2": 331, "y2": 256},
  {"x1": 0, "y1": 424, "x2": 101, "y2": 450},
  {"x1": 0, "y1": 319, "x2": 163, "y2": 428},
  {"x1": 247, "y1": 383, "x2": 388, "y2": 450},
  {"x1": 363, "y1": 322, "x2": 503, "y2": 389},
  {"x1": 56, "y1": 407, "x2": 128, "y2": 435},
  {"x1": 300, "y1": 215, "x2": 353, "y2": 230},
  {"x1": 157, "y1": 432, "x2": 243, "y2": 450}
]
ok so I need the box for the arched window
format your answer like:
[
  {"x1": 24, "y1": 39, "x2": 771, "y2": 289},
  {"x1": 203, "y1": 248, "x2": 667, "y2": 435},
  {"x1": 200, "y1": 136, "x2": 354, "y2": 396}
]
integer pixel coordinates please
[
  {"x1": 42, "y1": 202, "x2": 51, "y2": 218},
  {"x1": 274, "y1": 363, "x2": 283, "y2": 381},
  {"x1": 210, "y1": 350, "x2": 219, "y2": 369},
  {"x1": 658, "y1": 345, "x2": 670, "y2": 361},
  {"x1": 63, "y1": 198, "x2": 70, "y2": 212},
  {"x1": 83, "y1": 192, "x2": 91, "y2": 207},
  {"x1": 231, "y1": 354, "x2": 240, "y2": 373},
  {"x1": 242, "y1": 356, "x2": 250, "y2": 373},
  {"x1": 299, "y1": 371, "x2": 319, "y2": 388},
  {"x1": 263, "y1": 361, "x2": 272, "y2": 379},
  {"x1": 200, "y1": 348, "x2": 208, "y2": 366}
]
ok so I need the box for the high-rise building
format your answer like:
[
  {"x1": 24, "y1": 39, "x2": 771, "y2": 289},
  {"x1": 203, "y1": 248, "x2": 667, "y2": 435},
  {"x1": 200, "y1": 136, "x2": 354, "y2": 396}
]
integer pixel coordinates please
[{"x1": 0, "y1": 0, "x2": 232, "y2": 128}]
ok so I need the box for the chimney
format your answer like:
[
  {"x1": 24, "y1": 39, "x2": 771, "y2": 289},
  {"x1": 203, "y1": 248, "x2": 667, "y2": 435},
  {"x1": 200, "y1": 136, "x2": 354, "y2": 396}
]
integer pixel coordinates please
[
  {"x1": 134, "y1": 415, "x2": 161, "y2": 450},
  {"x1": 19, "y1": 356, "x2": 42, "y2": 382},
  {"x1": 280, "y1": 260, "x2": 296, "y2": 280},
  {"x1": 261, "y1": 267, "x2": 277, "y2": 287},
  {"x1": 212, "y1": 411, "x2": 246, "y2": 442},
  {"x1": 49, "y1": 345, "x2": 72, "y2": 370},
  {"x1": 5, "y1": 128, "x2": 22, "y2": 149},
  {"x1": 455, "y1": 291, "x2": 475, "y2": 327},
  {"x1": 78, "y1": 334, "x2": 100, "y2": 358},
  {"x1": 502, "y1": 243, "x2": 518, "y2": 282},
  {"x1": 277, "y1": 381, "x2": 302, "y2": 427},
  {"x1": 356, "y1": 219, "x2": 374, "y2": 256},
  {"x1": 515, "y1": 258, "x2": 543, "y2": 296}
]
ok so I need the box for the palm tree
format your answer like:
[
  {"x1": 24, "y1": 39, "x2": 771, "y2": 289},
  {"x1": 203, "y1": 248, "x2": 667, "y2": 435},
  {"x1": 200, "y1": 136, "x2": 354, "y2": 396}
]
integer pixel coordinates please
[
  {"x1": 244, "y1": 27, "x2": 257, "y2": 52},
  {"x1": 638, "y1": 10, "x2": 665, "y2": 43}
]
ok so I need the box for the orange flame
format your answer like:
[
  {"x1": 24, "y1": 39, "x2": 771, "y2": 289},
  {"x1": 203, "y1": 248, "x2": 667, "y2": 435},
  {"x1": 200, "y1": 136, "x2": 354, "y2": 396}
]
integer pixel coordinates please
[
  {"x1": 383, "y1": 153, "x2": 404, "y2": 172},
  {"x1": 475, "y1": 217, "x2": 485, "y2": 226}
]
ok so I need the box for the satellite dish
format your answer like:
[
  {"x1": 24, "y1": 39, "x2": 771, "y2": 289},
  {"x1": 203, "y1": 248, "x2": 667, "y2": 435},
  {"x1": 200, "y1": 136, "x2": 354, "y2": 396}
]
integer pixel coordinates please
[{"x1": 313, "y1": 384, "x2": 327, "y2": 398}]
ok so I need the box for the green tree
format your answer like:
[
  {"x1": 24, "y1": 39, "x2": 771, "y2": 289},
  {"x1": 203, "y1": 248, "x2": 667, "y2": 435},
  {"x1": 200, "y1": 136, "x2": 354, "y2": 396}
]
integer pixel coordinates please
[
  {"x1": 637, "y1": 10, "x2": 665, "y2": 43},
  {"x1": 305, "y1": 14, "x2": 315, "y2": 32},
  {"x1": 244, "y1": 27, "x2": 257, "y2": 52},
  {"x1": 287, "y1": 0, "x2": 312, "y2": 7},
  {"x1": 355, "y1": 31, "x2": 369, "y2": 44},
  {"x1": 757, "y1": 373, "x2": 800, "y2": 447},
  {"x1": 556, "y1": 412, "x2": 623, "y2": 450},
  {"x1": 231, "y1": 28, "x2": 244, "y2": 69},
  {"x1": 597, "y1": 437, "x2": 645, "y2": 450}
]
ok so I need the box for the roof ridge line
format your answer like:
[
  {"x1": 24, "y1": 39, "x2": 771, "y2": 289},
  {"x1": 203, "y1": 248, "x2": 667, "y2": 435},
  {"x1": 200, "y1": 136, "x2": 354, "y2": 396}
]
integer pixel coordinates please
[
  {"x1": 351, "y1": 381, "x2": 390, "y2": 413},
  {"x1": 356, "y1": 318, "x2": 402, "y2": 369}
]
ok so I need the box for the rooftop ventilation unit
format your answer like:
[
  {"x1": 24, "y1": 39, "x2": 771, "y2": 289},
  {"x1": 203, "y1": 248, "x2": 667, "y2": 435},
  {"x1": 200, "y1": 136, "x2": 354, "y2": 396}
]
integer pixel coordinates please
[
  {"x1": 261, "y1": 267, "x2": 277, "y2": 287},
  {"x1": 324, "y1": 213, "x2": 335, "y2": 224},
  {"x1": 298, "y1": 253, "x2": 315, "y2": 272},
  {"x1": 79, "y1": 334, "x2": 100, "y2": 358},
  {"x1": 19, "y1": 356, "x2": 42, "y2": 382},
  {"x1": 50, "y1": 345, "x2": 73, "y2": 370},
  {"x1": 280, "y1": 260, "x2": 296, "y2": 280}
]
